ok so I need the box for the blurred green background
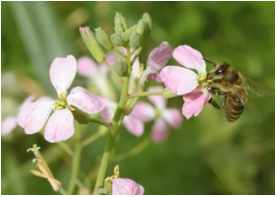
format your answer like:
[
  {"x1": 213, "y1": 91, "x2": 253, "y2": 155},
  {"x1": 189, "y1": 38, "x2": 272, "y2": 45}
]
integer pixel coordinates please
[{"x1": 1, "y1": 1, "x2": 275, "y2": 195}]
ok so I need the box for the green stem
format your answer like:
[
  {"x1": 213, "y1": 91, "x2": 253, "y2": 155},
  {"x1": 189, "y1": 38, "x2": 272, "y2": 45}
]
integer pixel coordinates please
[
  {"x1": 67, "y1": 131, "x2": 82, "y2": 194},
  {"x1": 82, "y1": 126, "x2": 108, "y2": 147},
  {"x1": 128, "y1": 91, "x2": 164, "y2": 98},
  {"x1": 57, "y1": 141, "x2": 74, "y2": 157},
  {"x1": 89, "y1": 117, "x2": 112, "y2": 128},
  {"x1": 59, "y1": 187, "x2": 68, "y2": 195},
  {"x1": 92, "y1": 48, "x2": 132, "y2": 195},
  {"x1": 103, "y1": 60, "x2": 123, "y2": 84}
]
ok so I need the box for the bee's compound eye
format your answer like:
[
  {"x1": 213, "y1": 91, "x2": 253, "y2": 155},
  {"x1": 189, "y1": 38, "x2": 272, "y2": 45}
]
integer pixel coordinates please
[{"x1": 215, "y1": 65, "x2": 227, "y2": 75}]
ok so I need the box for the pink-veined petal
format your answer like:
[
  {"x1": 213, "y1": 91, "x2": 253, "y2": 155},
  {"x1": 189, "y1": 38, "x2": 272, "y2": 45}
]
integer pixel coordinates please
[
  {"x1": 162, "y1": 108, "x2": 183, "y2": 128},
  {"x1": 147, "y1": 41, "x2": 172, "y2": 72},
  {"x1": 123, "y1": 116, "x2": 144, "y2": 137},
  {"x1": 152, "y1": 119, "x2": 168, "y2": 143},
  {"x1": 182, "y1": 90, "x2": 210, "y2": 119},
  {"x1": 131, "y1": 101, "x2": 155, "y2": 122},
  {"x1": 44, "y1": 108, "x2": 74, "y2": 143},
  {"x1": 49, "y1": 55, "x2": 77, "y2": 95},
  {"x1": 67, "y1": 86, "x2": 105, "y2": 114},
  {"x1": 147, "y1": 86, "x2": 167, "y2": 109},
  {"x1": 147, "y1": 73, "x2": 163, "y2": 82},
  {"x1": 160, "y1": 66, "x2": 199, "y2": 95},
  {"x1": 77, "y1": 56, "x2": 98, "y2": 77},
  {"x1": 173, "y1": 45, "x2": 206, "y2": 74},
  {"x1": 112, "y1": 178, "x2": 144, "y2": 195},
  {"x1": 1, "y1": 116, "x2": 17, "y2": 135},
  {"x1": 17, "y1": 99, "x2": 54, "y2": 134}
]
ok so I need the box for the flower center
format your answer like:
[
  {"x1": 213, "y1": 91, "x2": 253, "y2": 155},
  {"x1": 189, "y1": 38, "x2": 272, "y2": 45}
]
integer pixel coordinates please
[
  {"x1": 198, "y1": 72, "x2": 207, "y2": 82},
  {"x1": 53, "y1": 92, "x2": 68, "y2": 111},
  {"x1": 155, "y1": 109, "x2": 162, "y2": 118}
]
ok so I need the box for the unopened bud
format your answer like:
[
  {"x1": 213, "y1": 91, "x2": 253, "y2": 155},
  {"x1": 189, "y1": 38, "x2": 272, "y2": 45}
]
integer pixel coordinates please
[
  {"x1": 121, "y1": 32, "x2": 130, "y2": 42},
  {"x1": 115, "y1": 58, "x2": 128, "y2": 77},
  {"x1": 129, "y1": 32, "x2": 141, "y2": 49},
  {"x1": 72, "y1": 107, "x2": 90, "y2": 124},
  {"x1": 136, "y1": 19, "x2": 145, "y2": 36},
  {"x1": 80, "y1": 27, "x2": 105, "y2": 63},
  {"x1": 95, "y1": 28, "x2": 113, "y2": 50},
  {"x1": 111, "y1": 33, "x2": 124, "y2": 46},
  {"x1": 143, "y1": 13, "x2": 152, "y2": 30},
  {"x1": 114, "y1": 13, "x2": 127, "y2": 33}
]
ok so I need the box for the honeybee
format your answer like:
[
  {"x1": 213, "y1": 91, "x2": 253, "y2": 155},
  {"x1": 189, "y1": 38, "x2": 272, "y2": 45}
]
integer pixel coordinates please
[{"x1": 204, "y1": 59, "x2": 274, "y2": 122}]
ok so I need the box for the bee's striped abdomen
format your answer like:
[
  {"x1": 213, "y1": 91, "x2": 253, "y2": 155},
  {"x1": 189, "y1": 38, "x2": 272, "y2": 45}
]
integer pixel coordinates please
[{"x1": 224, "y1": 94, "x2": 245, "y2": 122}]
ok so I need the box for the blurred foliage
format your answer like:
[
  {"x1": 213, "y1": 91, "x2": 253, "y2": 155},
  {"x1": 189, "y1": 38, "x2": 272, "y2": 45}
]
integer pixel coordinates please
[{"x1": 1, "y1": 1, "x2": 275, "y2": 195}]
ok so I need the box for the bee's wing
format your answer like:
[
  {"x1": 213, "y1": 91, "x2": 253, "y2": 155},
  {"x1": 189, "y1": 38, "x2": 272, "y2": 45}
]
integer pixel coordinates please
[
  {"x1": 231, "y1": 86, "x2": 261, "y2": 123},
  {"x1": 243, "y1": 76, "x2": 274, "y2": 97}
]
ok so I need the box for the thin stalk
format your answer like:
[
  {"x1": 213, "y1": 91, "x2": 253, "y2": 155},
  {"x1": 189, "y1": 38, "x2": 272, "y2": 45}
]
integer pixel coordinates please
[
  {"x1": 103, "y1": 60, "x2": 123, "y2": 84},
  {"x1": 57, "y1": 141, "x2": 74, "y2": 157},
  {"x1": 89, "y1": 117, "x2": 112, "y2": 128},
  {"x1": 82, "y1": 127, "x2": 108, "y2": 147},
  {"x1": 128, "y1": 91, "x2": 164, "y2": 98},
  {"x1": 59, "y1": 187, "x2": 68, "y2": 195}
]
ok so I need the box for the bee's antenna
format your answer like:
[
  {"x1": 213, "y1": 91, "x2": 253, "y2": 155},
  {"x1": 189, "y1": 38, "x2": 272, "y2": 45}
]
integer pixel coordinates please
[{"x1": 203, "y1": 58, "x2": 216, "y2": 67}]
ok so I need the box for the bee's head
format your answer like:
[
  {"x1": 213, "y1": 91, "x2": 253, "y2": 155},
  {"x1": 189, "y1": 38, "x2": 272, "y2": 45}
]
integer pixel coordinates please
[{"x1": 206, "y1": 61, "x2": 230, "y2": 83}]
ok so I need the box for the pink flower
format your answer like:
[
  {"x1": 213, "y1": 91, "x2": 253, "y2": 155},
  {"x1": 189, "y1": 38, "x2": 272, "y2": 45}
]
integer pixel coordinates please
[
  {"x1": 17, "y1": 55, "x2": 104, "y2": 143},
  {"x1": 160, "y1": 45, "x2": 211, "y2": 119},
  {"x1": 129, "y1": 42, "x2": 172, "y2": 93},
  {"x1": 112, "y1": 178, "x2": 144, "y2": 195},
  {"x1": 147, "y1": 86, "x2": 183, "y2": 142},
  {"x1": 77, "y1": 54, "x2": 116, "y2": 98},
  {"x1": 1, "y1": 95, "x2": 35, "y2": 135}
]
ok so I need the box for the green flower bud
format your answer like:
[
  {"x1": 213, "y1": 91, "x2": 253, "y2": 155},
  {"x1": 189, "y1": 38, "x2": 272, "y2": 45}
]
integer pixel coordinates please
[
  {"x1": 121, "y1": 32, "x2": 130, "y2": 42},
  {"x1": 130, "y1": 24, "x2": 137, "y2": 32},
  {"x1": 111, "y1": 33, "x2": 124, "y2": 46},
  {"x1": 115, "y1": 58, "x2": 128, "y2": 77},
  {"x1": 95, "y1": 28, "x2": 113, "y2": 50},
  {"x1": 143, "y1": 13, "x2": 152, "y2": 30},
  {"x1": 80, "y1": 27, "x2": 105, "y2": 63},
  {"x1": 129, "y1": 32, "x2": 141, "y2": 49},
  {"x1": 136, "y1": 19, "x2": 145, "y2": 36},
  {"x1": 114, "y1": 12, "x2": 127, "y2": 33}
]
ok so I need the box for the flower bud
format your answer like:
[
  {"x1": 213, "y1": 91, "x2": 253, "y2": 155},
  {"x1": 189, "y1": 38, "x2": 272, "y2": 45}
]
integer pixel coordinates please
[
  {"x1": 114, "y1": 12, "x2": 127, "y2": 33},
  {"x1": 136, "y1": 19, "x2": 145, "y2": 36},
  {"x1": 121, "y1": 32, "x2": 130, "y2": 42},
  {"x1": 111, "y1": 33, "x2": 124, "y2": 46},
  {"x1": 80, "y1": 27, "x2": 105, "y2": 63},
  {"x1": 115, "y1": 58, "x2": 128, "y2": 77},
  {"x1": 129, "y1": 32, "x2": 141, "y2": 49},
  {"x1": 95, "y1": 28, "x2": 113, "y2": 50},
  {"x1": 143, "y1": 13, "x2": 152, "y2": 30}
]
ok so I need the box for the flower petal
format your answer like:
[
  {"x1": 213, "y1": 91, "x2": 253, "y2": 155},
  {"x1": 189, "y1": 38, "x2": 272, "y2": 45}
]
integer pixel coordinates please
[
  {"x1": 152, "y1": 119, "x2": 168, "y2": 142},
  {"x1": 112, "y1": 178, "x2": 144, "y2": 195},
  {"x1": 123, "y1": 116, "x2": 144, "y2": 137},
  {"x1": 173, "y1": 45, "x2": 206, "y2": 74},
  {"x1": 17, "y1": 99, "x2": 54, "y2": 134},
  {"x1": 98, "y1": 97, "x2": 117, "y2": 122},
  {"x1": 19, "y1": 95, "x2": 35, "y2": 111},
  {"x1": 1, "y1": 116, "x2": 17, "y2": 135},
  {"x1": 49, "y1": 55, "x2": 77, "y2": 95},
  {"x1": 147, "y1": 41, "x2": 172, "y2": 72},
  {"x1": 44, "y1": 108, "x2": 74, "y2": 143},
  {"x1": 131, "y1": 101, "x2": 155, "y2": 122},
  {"x1": 160, "y1": 66, "x2": 199, "y2": 95},
  {"x1": 77, "y1": 56, "x2": 98, "y2": 77},
  {"x1": 67, "y1": 86, "x2": 105, "y2": 114},
  {"x1": 182, "y1": 90, "x2": 210, "y2": 119},
  {"x1": 147, "y1": 86, "x2": 167, "y2": 109},
  {"x1": 162, "y1": 108, "x2": 183, "y2": 128},
  {"x1": 147, "y1": 73, "x2": 163, "y2": 82}
]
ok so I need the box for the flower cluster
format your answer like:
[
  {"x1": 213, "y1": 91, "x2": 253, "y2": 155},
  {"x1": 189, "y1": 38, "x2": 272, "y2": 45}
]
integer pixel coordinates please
[{"x1": 1, "y1": 12, "x2": 216, "y2": 195}]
